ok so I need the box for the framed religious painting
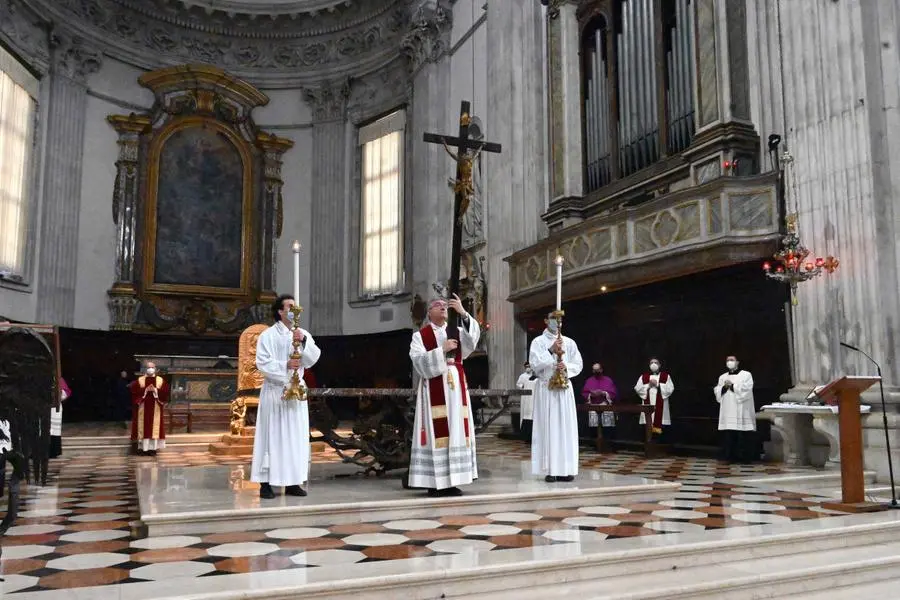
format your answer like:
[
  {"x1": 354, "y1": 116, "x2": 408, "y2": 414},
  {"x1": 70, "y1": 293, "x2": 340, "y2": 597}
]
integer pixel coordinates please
[{"x1": 142, "y1": 116, "x2": 254, "y2": 298}]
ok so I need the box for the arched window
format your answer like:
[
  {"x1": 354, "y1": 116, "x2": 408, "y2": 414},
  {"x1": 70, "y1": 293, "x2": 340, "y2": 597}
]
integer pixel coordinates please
[{"x1": 581, "y1": 0, "x2": 695, "y2": 193}]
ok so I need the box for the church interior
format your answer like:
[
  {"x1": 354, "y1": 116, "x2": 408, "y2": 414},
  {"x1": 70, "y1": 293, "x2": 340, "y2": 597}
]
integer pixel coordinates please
[{"x1": 2, "y1": 0, "x2": 900, "y2": 597}]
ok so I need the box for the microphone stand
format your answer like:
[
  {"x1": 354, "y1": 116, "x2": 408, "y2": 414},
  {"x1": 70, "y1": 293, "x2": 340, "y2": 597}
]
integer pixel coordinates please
[{"x1": 840, "y1": 341, "x2": 898, "y2": 508}]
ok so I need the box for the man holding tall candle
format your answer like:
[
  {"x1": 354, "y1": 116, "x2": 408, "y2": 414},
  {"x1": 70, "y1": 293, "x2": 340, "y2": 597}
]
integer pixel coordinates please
[
  {"x1": 251, "y1": 294, "x2": 322, "y2": 499},
  {"x1": 408, "y1": 294, "x2": 480, "y2": 497},
  {"x1": 529, "y1": 311, "x2": 583, "y2": 482}
]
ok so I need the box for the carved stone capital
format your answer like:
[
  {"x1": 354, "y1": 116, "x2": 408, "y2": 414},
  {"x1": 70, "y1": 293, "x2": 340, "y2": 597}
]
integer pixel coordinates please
[
  {"x1": 400, "y1": 3, "x2": 451, "y2": 74},
  {"x1": 302, "y1": 79, "x2": 351, "y2": 122},
  {"x1": 50, "y1": 35, "x2": 102, "y2": 82}
]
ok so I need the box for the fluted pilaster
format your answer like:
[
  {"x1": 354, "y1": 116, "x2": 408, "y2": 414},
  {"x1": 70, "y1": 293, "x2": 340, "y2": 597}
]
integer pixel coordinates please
[
  {"x1": 303, "y1": 81, "x2": 349, "y2": 335},
  {"x1": 409, "y1": 49, "x2": 451, "y2": 302},
  {"x1": 486, "y1": 2, "x2": 547, "y2": 388},
  {"x1": 36, "y1": 36, "x2": 101, "y2": 326},
  {"x1": 748, "y1": 0, "x2": 900, "y2": 397},
  {"x1": 546, "y1": 1, "x2": 582, "y2": 203}
]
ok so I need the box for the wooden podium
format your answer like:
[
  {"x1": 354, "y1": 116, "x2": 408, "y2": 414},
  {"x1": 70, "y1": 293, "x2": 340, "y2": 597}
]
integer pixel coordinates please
[{"x1": 813, "y1": 375, "x2": 879, "y2": 504}]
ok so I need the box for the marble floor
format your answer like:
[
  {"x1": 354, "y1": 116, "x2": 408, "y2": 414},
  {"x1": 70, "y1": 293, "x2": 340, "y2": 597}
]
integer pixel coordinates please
[{"x1": 0, "y1": 433, "x2": 867, "y2": 598}]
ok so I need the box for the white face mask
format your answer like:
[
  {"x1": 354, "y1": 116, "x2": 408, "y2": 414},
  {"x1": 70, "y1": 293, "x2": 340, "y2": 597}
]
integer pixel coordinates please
[
  {"x1": 146, "y1": 368, "x2": 156, "y2": 376},
  {"x1": 525, "y1": 367, "x2": 532, "y2": 374},
  {"x1": 547, "y1": 319, "x2": 558, "y2": 333},
  {"x1": 649, "y1": 363, "x2": 659, "y2": 373},
  {"x1": 726, "y1": 360, "x2": 737, "y2": 370}
]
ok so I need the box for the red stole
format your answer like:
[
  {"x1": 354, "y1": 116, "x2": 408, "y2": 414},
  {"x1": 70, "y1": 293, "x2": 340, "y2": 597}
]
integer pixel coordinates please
[
  {"x1": 641, "y1": 372, "x2": 669, "y2": 431},
  {"x1": 419, "y1": 324, "x2": 470, "y2": 449}
]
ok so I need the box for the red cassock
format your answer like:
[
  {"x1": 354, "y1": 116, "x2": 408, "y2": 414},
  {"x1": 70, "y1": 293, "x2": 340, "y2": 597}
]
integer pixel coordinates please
[{"x1": 128, "y1": 375, "x2": 170, "y2": 444}]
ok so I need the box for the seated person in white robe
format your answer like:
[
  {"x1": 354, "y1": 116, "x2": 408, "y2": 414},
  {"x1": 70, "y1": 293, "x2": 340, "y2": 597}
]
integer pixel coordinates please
[
  {"x1": 714, "y1": 355, "x2": 757, "y2": 463},
  {"x1": 408, "y1": 295, "x2": 480, "y2": 497},
  {"x1": 251, "y1": 294, "x2": 322, "y2": 499},
  {"x1": 529, "y1": 312, "x2": 583, "y2": 482}
]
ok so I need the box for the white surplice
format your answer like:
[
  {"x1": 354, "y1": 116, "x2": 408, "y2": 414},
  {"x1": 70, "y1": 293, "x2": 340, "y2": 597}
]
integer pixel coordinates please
[
  {"x1": 635, "y1": 374, "x2": 675, "y2": 426},
  {"x1": 408, "y1": 318, "x2": 480, "y2": 490},
  {"x1": 529, "y1": 330, "x2": 583, "y2": 477},
  {"x1": 714, "y1": 370, "x2": 756, "y2": 431},
  {"x1": 516, "y1": 372, "x2": 536, "y2": 424},
  {"x1": 250, "y1": 321, "x2": 321, "y2": 487},
  {"x1": 50, "y1": 388, "x2": 66, "y2": 437}
]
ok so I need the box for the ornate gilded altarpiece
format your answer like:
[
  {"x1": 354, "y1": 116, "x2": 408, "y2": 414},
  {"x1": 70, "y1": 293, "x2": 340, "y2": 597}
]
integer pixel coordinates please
[{"x1": 107, "y1": 65, "x2": 293, "y2": 335}]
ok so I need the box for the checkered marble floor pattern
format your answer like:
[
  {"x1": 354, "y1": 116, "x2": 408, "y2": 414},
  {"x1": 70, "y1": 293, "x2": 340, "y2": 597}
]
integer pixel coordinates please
[{"x1": 1, "y1": 436, "x2": 853, "y2": 594}]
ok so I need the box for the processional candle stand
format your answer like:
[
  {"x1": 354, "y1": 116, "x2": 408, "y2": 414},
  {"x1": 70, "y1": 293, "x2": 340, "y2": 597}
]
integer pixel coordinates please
[
  {"x1": 548, "y1": 254, "x2": 569, "y2": 391},
  {"x1": 283, "y1": 239, "x2": 306, "y2": 402}
]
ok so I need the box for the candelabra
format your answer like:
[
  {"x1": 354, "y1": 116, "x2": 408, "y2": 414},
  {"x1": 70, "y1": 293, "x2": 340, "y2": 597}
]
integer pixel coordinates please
[
  {"x1": 282, "y1": 309, "x2": 306, "y2": 402},
  {"x1": 547, "y1": 309, "x2": 569, "y2": 390},
  {"x1": 762, "y1": 150, "x2": 839, "y2": 304}
]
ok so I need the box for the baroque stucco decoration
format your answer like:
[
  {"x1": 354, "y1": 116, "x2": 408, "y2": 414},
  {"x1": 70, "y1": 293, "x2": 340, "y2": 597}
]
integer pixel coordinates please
[
  {"x1": 400, "y1": 1, "x2": 451, "y2": 74},
  {"x1": 20, "y1": 0, "x2": 410, "y2": 86}
]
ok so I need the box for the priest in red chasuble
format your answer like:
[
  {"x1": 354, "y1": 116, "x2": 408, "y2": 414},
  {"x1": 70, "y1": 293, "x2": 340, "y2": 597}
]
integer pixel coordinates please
[
  {"x1": 129, "y1": 362, "x2": 170, "y2": 456},
  {"x1": 408, "y1": 295, "x2": 480, "y2": 497}
]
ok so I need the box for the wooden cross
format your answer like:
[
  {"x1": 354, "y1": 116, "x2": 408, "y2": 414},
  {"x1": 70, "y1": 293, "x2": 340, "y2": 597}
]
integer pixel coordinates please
[{"x1": 423, "y1": 101, "x2": 501, "y2": 302}]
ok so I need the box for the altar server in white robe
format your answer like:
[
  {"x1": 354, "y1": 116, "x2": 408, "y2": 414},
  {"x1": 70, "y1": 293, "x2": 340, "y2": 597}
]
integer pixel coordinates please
[
  {"x1": 408, "y1": 295, "x2": 480, "y2": 497},
  {"x1": 251, "y1": 294, "x2": 321, "y2": 499},
  {"x1": 714, "y1": 355, "x2": 757, "y2": 463},
  {"x1": 530, "y1": 313, "x2": 583, "y2": 482}
]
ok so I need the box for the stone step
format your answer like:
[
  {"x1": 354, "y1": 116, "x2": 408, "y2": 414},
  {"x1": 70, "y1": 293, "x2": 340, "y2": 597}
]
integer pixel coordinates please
[
  {"x1": 131, "y1": 510, "x2": 900, "y2": 600},
  {"x1": 137, "y1": 459, "x2": 680, "y2": 536}
]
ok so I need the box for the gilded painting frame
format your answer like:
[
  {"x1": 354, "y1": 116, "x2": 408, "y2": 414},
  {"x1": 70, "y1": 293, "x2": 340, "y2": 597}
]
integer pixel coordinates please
[{"x1": 141, "y1": 115, "x2": 255, "y2": 299}]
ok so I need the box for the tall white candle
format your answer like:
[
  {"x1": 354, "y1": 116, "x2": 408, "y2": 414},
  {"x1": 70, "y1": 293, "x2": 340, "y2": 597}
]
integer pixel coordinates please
[
  {"x1": 292, "y1": 240, "x2": 301, "y2": 304},
  {"x1": 554, "y1": 255, "x2": 563, "y2": 310}
]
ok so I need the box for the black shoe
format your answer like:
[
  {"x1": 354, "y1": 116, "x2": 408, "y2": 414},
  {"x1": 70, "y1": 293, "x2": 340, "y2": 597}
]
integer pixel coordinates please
[
  {"x1": 285, "y1": 485, "x2": 307, "y2": 497},
  {"x1": 545, "y1": 475, "x2": 558, "y2": 483},
  {"x1": 558, "y1": 475, "x2": 575, "y2": 482},
  {"x1": 259, "y1": 483, "x2": 276, "y2": 499},
  {"x1": 427, "y1": 487, "x2": 463, "y2": 497}
]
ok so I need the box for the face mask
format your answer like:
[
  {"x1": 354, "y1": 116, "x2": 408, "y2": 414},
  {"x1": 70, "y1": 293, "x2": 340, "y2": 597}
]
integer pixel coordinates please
[
  {"x1": 146, "y1": 368, "x2": 156, "y2": 376},
  {"x1": 547, "y1": 319, "x2": 558, "y2": 333},
  {"x1": 592, "y1": 370, "x2": 601, "y2": 376},
  {"x1": 649, "y1": 363, "x2": 659, "y2": 373},
  {"x1": 726, "y1": 361, "x2": 737, "y2": 370},
  {"x1": 525, "y1": 367, "x2": 532, "y2": 374}
]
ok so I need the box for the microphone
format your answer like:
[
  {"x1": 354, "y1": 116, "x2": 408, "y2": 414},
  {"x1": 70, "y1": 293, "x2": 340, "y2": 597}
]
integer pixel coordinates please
[{"x1": 840, "y1": 341, "x2": 897, "y2": 507}]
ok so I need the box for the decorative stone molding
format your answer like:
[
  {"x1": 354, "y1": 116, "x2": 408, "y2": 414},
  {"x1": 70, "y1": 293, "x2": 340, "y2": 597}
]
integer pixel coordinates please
[
  {"x1": 346, "y1": 57, "x2": 410, "y2": 124},
  {"x1": 49, "y1": 34, "x2": 102, "y2": 82},
  {"x1": 400, "y1": 2, "x2": 451, "y2": 74},
  {"x1": 0, "y1": 0, "x2": 51, "y2": 73},
  {"x1": 507, "y1": 175, "x2": 780, "y2": 309},
  {"x1": 107, "y1": 293, "x2": 140, "y2": 331},
  {"x1": 27, "y1": 0, "x2": 409, "y2": 85},
  {"x1": 302, "y1": 79, "x2": 351, "y2": 122}
]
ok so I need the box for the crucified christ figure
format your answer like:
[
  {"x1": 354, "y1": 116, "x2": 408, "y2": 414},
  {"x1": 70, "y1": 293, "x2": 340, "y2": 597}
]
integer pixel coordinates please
[{"x1": 442, "y1": 139, "x2": 483, "y2": 224}]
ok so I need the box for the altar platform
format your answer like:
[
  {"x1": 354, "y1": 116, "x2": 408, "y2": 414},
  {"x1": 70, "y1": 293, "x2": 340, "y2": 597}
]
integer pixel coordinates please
[{"x1": 137, "y1": 457, "x2": 680, "y2": 537}]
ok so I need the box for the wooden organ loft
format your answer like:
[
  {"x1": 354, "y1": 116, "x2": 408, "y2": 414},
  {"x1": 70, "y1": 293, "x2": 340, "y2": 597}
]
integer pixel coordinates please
[{"x1": 581, "y1": 0, "x2": 696, "y2": 193}]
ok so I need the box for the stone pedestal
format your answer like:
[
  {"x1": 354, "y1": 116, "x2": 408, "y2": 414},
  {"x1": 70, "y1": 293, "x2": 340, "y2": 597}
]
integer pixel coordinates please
[{"x1": 761, "y1": 404, "x2": 872, "y2": 469}]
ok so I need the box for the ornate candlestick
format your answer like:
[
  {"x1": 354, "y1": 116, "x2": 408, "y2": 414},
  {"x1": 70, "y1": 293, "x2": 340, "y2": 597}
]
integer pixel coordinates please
[
  {"x1": 282, "y1": 309, "x2": 306, "y2": 402},
  {"x1": 548, "y1": 254, "x2": 568, "y2": 390}
]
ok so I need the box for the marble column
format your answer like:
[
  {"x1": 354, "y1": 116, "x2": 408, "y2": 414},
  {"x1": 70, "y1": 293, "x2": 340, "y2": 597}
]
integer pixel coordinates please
[
  {"x1": 403, "y1": 2, "x2": 453, "y2": 302},
  {"x1": 302, "y1": 81, "x2": 349, "y2": 335},
  {"x1": 485, "y1": 2, "x2": 547, "y2": 389},
  {"x1": 36, "y1": 36, "x2": 101, "y2": 326},
  {"x1": 546, "y1": 1, "x2": 583, "y2": 205}
]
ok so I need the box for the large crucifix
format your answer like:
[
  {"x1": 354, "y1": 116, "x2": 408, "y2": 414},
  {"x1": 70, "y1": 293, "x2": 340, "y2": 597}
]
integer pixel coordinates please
[{"x1": 423, "y1": 101, "x2": 501, "y2": 354}]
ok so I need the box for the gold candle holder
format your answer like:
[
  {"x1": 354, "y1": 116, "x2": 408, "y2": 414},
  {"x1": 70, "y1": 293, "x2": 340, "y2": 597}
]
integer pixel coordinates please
[
  {"x1": 547, "y1": 309, "x2": 569, "y2": 391},
  {"x1": 283, "y1": 309, "x2": 307, "y2": 402}
]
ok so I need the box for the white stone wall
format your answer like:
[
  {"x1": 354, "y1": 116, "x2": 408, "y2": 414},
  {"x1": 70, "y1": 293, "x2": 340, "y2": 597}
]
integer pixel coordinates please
[{"x1": 747, "y1": 0, "x2": 900, "y2": 391}]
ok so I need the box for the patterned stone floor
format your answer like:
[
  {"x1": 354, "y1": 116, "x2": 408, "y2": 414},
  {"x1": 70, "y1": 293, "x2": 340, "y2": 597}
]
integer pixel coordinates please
[{"x1": 1, "y1": 431, "x2": 852, "y2": 594}]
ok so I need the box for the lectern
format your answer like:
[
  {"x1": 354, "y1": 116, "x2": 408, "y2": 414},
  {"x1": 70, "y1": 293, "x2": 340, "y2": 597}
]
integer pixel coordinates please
[{"x1": 813, "y1": 375, "x2": 880, "y2": 504}]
